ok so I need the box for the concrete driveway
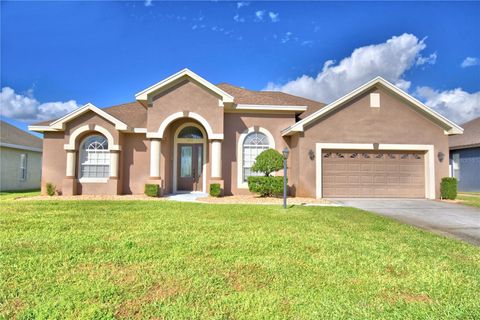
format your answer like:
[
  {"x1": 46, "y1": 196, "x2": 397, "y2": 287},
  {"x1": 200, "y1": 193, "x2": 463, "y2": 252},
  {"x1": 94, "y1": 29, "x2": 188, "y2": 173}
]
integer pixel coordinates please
[{"x1": 332, "y1": 199, "x2": 480, "y2": 246}]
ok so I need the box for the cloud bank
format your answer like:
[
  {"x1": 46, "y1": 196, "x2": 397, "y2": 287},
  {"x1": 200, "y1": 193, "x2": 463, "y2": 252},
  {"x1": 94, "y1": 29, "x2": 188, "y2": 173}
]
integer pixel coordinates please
[{"x1": 0, "y1": 87, "x2": 80, "y2": 123}]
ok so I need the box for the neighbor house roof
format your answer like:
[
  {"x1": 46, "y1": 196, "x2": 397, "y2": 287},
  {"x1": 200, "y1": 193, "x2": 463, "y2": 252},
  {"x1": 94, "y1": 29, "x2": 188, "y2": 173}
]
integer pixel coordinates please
[
  {"x1": 449, "y1": 117, "x2": 480, "y2": 150},
  {"x1": 217, "y1": 83, "x2": 326, "y2": 118},
  {"x1": 281, "y1": 76, "x2": 464, "y2": 136},
  {"x1": 0, "y1": 120, "x2": 43, "y2": 152}
]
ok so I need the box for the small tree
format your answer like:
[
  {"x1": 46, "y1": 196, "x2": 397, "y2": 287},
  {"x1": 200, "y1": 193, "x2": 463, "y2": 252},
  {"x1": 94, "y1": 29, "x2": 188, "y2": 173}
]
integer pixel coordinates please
[{"x1": 251, "y1": 148, "x2": 283, "y2": 176}]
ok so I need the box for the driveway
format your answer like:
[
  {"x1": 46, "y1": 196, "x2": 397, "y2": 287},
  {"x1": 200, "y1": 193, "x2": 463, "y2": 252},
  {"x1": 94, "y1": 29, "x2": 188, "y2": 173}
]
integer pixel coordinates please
[{"x1": 332, "y1": 199, "x2": 480, "y2": 246}]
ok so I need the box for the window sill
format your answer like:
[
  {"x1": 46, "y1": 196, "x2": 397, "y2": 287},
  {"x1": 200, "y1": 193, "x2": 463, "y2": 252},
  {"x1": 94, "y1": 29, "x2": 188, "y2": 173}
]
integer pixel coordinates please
[{"x1": 79, "y1": 178, "x2": 109, "y2": 183}]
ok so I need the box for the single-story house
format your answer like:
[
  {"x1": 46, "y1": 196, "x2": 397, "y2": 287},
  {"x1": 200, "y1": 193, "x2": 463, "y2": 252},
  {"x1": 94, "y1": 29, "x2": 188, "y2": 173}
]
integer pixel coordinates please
[
  {"x1": 1, "y1": 120, "x2": 43, "y2": 191},
  {"x1": 449, "y1": 117, "x2": 480, "y2": 192},
  {"x1": 29, "y1": 69, "x2": 463, "y2": 198}
]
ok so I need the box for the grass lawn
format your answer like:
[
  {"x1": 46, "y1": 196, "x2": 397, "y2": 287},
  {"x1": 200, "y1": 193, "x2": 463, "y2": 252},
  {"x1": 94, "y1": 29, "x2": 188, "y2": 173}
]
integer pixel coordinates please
[
  {"x1": 1, "y1": 196, "x2": 479, "y2": 319},
  {"x1": 0, "y1": 190, "x2": 40, "y2": 201},
  {"x1": 457, "y1": 192, "x2": 480, "y2": 208}
]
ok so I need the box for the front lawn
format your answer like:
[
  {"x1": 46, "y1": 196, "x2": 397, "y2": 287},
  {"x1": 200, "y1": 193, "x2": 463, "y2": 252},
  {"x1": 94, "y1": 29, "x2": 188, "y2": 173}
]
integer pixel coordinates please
[
  {"x1": 458, "y1": 192, "x2": 480, "y2": 208},
  {"x1": 1, "y1": 199, "x2": 479, "y2": 319}
]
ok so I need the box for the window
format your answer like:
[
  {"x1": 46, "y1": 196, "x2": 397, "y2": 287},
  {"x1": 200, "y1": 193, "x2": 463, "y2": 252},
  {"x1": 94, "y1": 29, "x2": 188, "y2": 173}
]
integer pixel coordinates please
[
  {"x1": 79, "y1": 135, "x2": 110, "y2": 179},
  {"x1": 178, "y1": 126, "x2": 203, "y2": 139},
  {"x1": 20, "y1": 153, "x2": 27, "y2": 181},
  {"x1": 242, "y1": 132, "x2": 269, "y2": 182},
  {"x1": 452, "y1": 153, "x2": 460, "y2": 181}
]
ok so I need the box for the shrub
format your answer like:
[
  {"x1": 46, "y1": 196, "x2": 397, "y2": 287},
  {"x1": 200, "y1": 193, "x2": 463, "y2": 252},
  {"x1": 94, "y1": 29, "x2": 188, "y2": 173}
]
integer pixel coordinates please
[
  {"x1": 144, "y1": 184, "x2": 160, "y2": 197},
  {"x1": 251, "y1": 148, "x2": 283, "y2": 176},
  {"x1": 441, "y1": 177, "x2": 457, "y2": 200},
  {"x1": 46, "y1": 183, "x2": 55, "y2": 196},
  {"x1": 209, "y1": 183, "x2": 222, "y2": 197},
  {"x1": 248, "y1": 176, "x2": 285, "y2": 197}
]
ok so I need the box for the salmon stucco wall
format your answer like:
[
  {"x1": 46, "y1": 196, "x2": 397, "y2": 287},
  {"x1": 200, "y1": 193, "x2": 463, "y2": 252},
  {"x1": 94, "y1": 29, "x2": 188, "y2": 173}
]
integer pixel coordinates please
[
  {"x1": 147, "y1": 80, "x2": 224, "y2": 136},
  {"x1": 290, "y1": 87, "x2": 450, "y2": 198},
  {"x1": 223, "y1": 112, "x2": 296, "y2": 195}
]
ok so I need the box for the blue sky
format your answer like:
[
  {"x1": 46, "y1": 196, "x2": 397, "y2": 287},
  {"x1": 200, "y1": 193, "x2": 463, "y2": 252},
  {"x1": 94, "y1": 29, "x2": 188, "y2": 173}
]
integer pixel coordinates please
[{"x1": 1, "y1": 1, "x2": 479, "y2": 133}]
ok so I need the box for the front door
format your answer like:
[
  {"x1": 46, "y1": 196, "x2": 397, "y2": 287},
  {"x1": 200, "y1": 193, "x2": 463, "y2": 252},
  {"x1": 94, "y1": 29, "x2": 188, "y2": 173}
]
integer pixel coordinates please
[{"x1": 177, "y1": 143, "x2": 203, "y2": 191}]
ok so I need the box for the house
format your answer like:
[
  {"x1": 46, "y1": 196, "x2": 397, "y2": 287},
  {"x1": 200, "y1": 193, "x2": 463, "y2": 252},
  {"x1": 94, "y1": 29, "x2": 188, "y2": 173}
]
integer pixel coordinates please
[
  {"x1": 1, "y1": 120, "x2": 43, "y2": 191},
  {"x1": 29, "y1": 69, "x2": 463, "y2": 198},
  {"x1": 449, "y1": 117, "x2": 480, "y2": 192}
]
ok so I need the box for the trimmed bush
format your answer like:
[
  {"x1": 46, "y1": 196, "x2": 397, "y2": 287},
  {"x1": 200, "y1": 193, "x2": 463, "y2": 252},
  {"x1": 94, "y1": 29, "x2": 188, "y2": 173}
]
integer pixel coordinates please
[
  {"x1": 247, "y1": 176, "x2": 285, "y2": 197},
  {"x1": 209, "y1": 183, "x2": 222, "y2": 197},
  {"x1": 46, "y1": 183, "x2": 56, "y2": 196},
  {"x1": 441, "y1": 177, "x2": 457, "y2": 200},
  {"x1": 144, "y1": 184, "x2": 160, "y2": 197},
  {"x1": 252, "y1": 148, "x2": 283, "y2": 176}
]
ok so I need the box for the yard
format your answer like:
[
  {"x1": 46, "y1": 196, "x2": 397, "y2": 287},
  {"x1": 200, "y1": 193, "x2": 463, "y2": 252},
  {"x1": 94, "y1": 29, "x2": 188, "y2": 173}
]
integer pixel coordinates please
[
  {"x1": 1, "y1": 194, "x2": 479, "y2": 319},
  {"x1": 457, "y1": 192, "x2": 480, "y2": 208}
]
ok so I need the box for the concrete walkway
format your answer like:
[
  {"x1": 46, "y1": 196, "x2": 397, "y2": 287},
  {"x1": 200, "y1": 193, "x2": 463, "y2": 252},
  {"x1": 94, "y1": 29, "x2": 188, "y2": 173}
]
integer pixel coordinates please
[
  {"x1": 164, "y1": 193, "x2": 208, "y2": 202},
  {"x1": 332, "y1": 199, "x2": 480, "y2": 246}
]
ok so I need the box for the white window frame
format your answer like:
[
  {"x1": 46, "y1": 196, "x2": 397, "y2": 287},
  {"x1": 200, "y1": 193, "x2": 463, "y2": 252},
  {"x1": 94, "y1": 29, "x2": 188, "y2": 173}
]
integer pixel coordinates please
[
  {"x1": 78, "y1": 135, "x2": 110, "y2": 183},
  {"x1": 237, "y1": 127, "x2": 275, "y2": 189},
  {"x1": 20, "y1": 153, "x2": 27, "y2": 181}
]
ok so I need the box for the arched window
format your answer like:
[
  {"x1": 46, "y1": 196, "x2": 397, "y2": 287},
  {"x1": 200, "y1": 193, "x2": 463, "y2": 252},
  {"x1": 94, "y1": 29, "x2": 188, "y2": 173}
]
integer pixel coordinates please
[
  {"x1": 79, "y1": 135, "x2": 109, "y2": 179},
  {"x1": 242, "y1": 132, "x2": 269, "y2": 182},
  {"x1": 178, "y1": 126, "x2": 203, "y2": 139}
]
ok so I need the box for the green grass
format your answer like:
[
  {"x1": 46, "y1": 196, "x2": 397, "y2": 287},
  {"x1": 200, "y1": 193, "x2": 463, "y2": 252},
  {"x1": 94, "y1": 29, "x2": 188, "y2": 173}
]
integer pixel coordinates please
[
  {"x1": 0, "y1": 190, "x2": 40, "y2": 201},
  {"x1": 1, "y1": 198, "x2": 479, "y2": 319},
  {"x1": 457, "y1": 192, "x2": 480, "y2": 208}
]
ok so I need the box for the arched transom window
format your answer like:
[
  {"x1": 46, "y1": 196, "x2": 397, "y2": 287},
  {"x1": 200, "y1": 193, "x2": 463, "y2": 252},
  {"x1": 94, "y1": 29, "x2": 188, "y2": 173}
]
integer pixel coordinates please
[
  {"x1": 242, "y1": 132, "x2": 269, "y2": 182},
  {"x1": 79, "y1": 135, "x2": 109, "y2": 178},
  {"x1": 178, "y1": 126, "x2": 203, "y2": 139}
]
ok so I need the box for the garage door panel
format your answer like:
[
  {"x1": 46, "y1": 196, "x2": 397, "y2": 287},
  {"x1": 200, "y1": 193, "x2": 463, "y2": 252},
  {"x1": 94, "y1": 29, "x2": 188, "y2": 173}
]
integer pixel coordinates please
[{"x1": 323, "y1": 150, "x2": 425, "y2": 198}]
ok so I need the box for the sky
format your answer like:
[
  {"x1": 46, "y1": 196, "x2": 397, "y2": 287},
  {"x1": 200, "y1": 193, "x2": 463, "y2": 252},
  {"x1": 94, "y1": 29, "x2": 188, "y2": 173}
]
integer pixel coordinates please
[{"x1": 1, "y1": 1, "x2": 479, "y2": 134}]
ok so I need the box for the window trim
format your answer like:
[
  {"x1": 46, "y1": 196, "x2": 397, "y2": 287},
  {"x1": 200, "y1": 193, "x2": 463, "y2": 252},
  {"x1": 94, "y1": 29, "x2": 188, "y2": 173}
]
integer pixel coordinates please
[
  {"x1": 237, "y1": 127, "x2": 275, "y2": 189},
  {"x1": 20, "y1": 153, "x2": 28, "y2": 181},
  {"x1": 78, "y1": 135, "x2": 110, "y2": 182}
]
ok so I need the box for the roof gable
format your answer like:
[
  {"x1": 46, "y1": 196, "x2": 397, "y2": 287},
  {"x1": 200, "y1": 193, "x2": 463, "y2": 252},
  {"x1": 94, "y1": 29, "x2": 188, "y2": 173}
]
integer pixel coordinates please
[
  {"x1": 29, "y1": 103, "x2": 128, "y2": 132},
  {"x1": 135, "y1": 68, "x2": 234, "y2": 104},
  {"x1": 282, "y1": 77, "x2": 464, "y2": 136}
]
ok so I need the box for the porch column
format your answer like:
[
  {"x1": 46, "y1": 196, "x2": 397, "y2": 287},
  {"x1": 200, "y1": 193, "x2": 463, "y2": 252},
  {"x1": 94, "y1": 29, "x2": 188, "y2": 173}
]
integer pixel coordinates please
[
  {"x1": 150, "y1": 138, "x2": 161, "y2": 178},
  {"x1": 110, "y1": 150, "x2": 120, "y2": 178},
  {"x1": 66, "y1": 150, "x2": 76, "y2": 177},
  {"x1": 211, "y1": 140, "x2": 222, "y2": 178}
]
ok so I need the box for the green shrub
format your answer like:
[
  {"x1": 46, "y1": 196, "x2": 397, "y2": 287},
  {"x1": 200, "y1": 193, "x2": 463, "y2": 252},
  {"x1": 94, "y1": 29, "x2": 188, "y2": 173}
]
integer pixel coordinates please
[
  {"x1": 441, "y1": 177, "x2": 457, "y2": 200},
  {"x1": 46, "y1": 183, "x2": 55, "y2": 196},
  {"x1": 247, "y1": 176, "x2": 285, "y2": 197},
  {"x1": 252, "y1": 148, "x2": 283, "y2": 176},
  {"x1": 144, "y1": 184, "x2": 160, "y2": 197},
  {"x1": 209, "y1": 183, "x2": 222, "y2": 197}
]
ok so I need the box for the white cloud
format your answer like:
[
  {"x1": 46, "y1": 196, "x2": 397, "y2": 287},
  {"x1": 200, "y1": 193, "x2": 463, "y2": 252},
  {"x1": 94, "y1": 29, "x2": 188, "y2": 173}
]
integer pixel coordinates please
[
  {"x1": 144, "y1": 0, "x2": 153, "y2": 7},
  {"x1": 255, "y1": 10, "x2": 265, "y2": 21},
  {"x1": 301, "y1": 40, "x2": 314, "y2": 47},
  {"x1": 461, "y1": 57, "x2": 480, "y2": 68},
  {"x1": 281, "y1": 32, "x2": 293, "y2": 44},
  {"x1": 416, "y1": 52, "x2": 437, "y2": 66},
  {"x1": 0, "y1": 87, "x2": 79, "y2": 123},
  {"x1": 237, "y1": 1, "x2": 249, "y2": 9},
  {"x1": 265, "y1": 33, "x2": 432, "y2": 103},
  {"x1": 268, "y1": 11, "x2": 279, "y2": 22},
  {"x1": 415, "y1": 86, "x2": 480, "y2": 123},
  {"x1": 233, "y1": 14, "x2": 245, "y2": 23}
]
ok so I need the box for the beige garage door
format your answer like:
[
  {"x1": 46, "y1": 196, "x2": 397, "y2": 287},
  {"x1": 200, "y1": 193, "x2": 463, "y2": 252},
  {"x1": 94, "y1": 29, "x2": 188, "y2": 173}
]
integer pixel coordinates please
[{"x1": 323, "y1": 150, "x2": 425, "y2": 198}]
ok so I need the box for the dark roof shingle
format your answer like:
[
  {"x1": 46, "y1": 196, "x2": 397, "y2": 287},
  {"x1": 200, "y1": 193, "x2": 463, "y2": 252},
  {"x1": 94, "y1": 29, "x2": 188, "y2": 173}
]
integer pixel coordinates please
[
  {"x1": 449, "y1": 117, "x2": 480, "y2": 149},
  {"x1": 0, "y1": 120, "x2": 43, "y2": 150}
]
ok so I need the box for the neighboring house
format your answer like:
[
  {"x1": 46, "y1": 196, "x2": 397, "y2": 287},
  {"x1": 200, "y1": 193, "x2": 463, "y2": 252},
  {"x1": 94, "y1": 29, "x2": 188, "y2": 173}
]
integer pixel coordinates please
[
  {"x1": 29, "y1": 69, "x2": 462, "y2": 198},
  {"x1": 449, "y1": 117, "x2": 480, "y2": 192},
  {"x1": 0, "y1": 120, "x2": 43, "y2": 191}
]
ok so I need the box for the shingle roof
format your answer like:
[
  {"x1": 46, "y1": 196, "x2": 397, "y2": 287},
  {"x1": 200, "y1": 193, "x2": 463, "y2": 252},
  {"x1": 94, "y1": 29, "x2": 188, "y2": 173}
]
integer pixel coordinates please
[
  {"x1": 217, "y1": 83, "x2": 326, "y2": 119},
  {"x1": 0, "y1": 120, "x2": 43, "y2": 150},
  {"x1": 33, "y1": 83, "x2": 326, "y2": 128},
  {"x1": 449, "y1": 117, "x2": 480, "y2": 149}
]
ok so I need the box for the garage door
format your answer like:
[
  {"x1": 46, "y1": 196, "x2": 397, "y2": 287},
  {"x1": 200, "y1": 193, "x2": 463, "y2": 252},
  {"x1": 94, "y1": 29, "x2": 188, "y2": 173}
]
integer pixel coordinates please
[{"x1": 322, "y1": 150, "x2": 425, "y2": 198}]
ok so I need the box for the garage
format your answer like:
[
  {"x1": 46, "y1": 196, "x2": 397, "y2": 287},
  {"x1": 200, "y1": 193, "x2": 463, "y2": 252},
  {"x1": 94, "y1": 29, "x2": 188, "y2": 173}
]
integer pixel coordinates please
[{"x1": 322, "y1": 150, "x2": 425, "y2": 198}]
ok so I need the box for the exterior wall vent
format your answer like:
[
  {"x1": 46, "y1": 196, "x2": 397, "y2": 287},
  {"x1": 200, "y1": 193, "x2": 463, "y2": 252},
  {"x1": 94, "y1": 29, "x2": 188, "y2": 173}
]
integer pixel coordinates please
[{"x1": 370, "y1": 93, "x2": 380, "y2": 108}]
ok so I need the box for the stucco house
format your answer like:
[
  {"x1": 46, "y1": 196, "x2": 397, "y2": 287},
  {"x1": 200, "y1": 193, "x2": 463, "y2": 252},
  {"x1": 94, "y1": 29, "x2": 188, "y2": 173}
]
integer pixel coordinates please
[
  {"x1": 449, "y1": 117, "x2": 480, "y2": 192},
  {"x1": 1, "y1": 120, "x2": 43, "y2": 191},
  {"x1": 29, "y1": 69, "x2": 463, "y2": 198}
]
